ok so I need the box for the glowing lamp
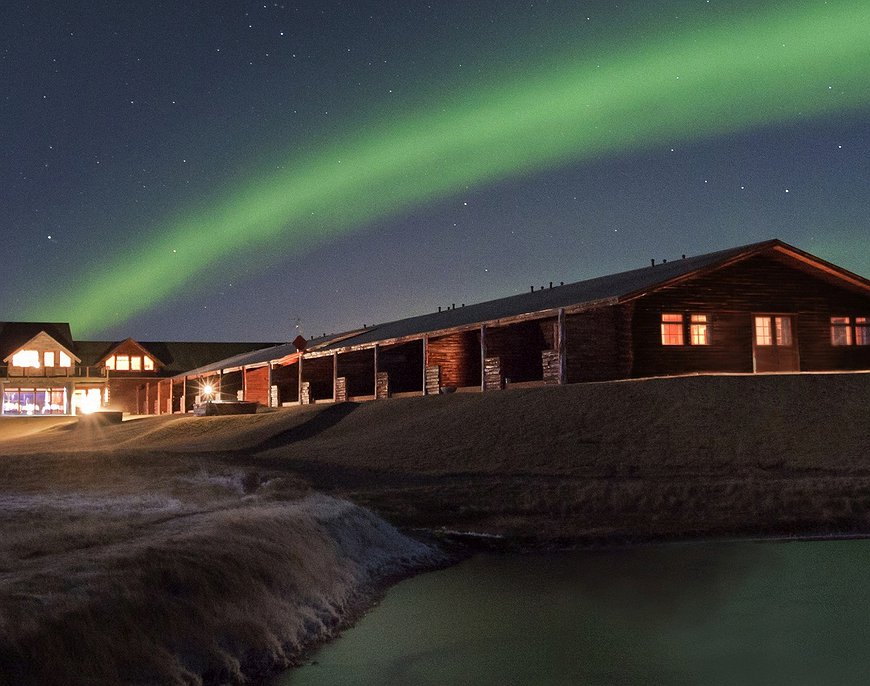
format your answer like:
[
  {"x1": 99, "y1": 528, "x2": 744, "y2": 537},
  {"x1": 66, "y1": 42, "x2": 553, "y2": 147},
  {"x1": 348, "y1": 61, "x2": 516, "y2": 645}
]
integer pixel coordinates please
[{"x1": 202, "y1": 383, "x2": 215, "y2": 399}]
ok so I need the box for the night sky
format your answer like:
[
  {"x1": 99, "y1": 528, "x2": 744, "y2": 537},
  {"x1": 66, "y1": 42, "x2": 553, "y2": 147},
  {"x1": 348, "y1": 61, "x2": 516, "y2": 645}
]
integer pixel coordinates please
[{"x1": 4, "y1": 1, "x2": 869, "y2": 342}]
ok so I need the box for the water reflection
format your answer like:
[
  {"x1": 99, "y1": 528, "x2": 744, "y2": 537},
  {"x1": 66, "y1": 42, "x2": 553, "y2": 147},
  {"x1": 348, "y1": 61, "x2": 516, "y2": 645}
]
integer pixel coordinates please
[{"x1": 277, "y1": 539, "x2": 870, "y2": 685}]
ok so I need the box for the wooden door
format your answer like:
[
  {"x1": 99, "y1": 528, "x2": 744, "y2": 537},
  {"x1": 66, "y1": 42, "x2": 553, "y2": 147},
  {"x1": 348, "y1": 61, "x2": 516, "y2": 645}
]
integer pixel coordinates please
[{"x1": 753, "y1": 314, "x2": 800, "y2": 372}]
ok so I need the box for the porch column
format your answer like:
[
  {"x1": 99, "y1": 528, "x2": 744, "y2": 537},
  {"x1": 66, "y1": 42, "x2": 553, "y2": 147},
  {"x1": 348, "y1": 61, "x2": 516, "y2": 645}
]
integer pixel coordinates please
[
  {"x1": 332, "y1": 352, "x2": 338, "y2": 402},
  {"x1": 298, "y1": 355, "x2": 303, "y2": 404},
  {"x1": 557, "y1": 307, "x2": 567, "y2": 385}
]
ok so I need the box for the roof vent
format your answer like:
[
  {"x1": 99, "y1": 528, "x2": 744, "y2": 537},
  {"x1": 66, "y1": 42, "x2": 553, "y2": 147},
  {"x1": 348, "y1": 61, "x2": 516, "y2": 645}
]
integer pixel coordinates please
[{"x1": 651, "y1": 259, "x2": 656, "y2": 267}]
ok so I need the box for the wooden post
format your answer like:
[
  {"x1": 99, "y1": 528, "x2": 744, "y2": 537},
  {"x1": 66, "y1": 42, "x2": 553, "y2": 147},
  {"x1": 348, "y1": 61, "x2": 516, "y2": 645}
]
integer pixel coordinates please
[
  {"x1": 558, "y1": 308, "x2": 567, "y2": 385},
  {"x1": 422, "y1": 335, "x2": 429, "y2": 394},
  {"x1": 267, "y1": 364, "x2": 273, "y2": 408},
  {"x1": 480, "y1": 324, "x2": 487, "y2": 392},
  {"x1": 242, "y1": 366, "x2": 247, "y2": 401},
  {"x1": 373, "y1": 344, "x2": 379, "y2": 393},
  {"x1": 332, "y1": 352, "x2": 338, "y2": 402},
  {"x1": 298, "y1": 355, "x2": 303, "y2": 404}
]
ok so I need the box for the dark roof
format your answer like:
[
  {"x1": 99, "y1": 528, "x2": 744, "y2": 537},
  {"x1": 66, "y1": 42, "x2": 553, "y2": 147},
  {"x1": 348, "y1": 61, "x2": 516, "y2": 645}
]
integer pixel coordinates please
[
  {"x1": 0, "y1": 322, "x2": 75, "y2": 361},
  {"x1": 312, "y1": 240, "x2": 775, "y2": 351},
  {"x1": 166, "y1": 238, "x2": 870, "y2": 377},
  {"x1": 76, "y1": 340, "x2": 282, "y2": 374},
  {"x1": 173, "y1": 342, "x2": 300, "y2": 379}
]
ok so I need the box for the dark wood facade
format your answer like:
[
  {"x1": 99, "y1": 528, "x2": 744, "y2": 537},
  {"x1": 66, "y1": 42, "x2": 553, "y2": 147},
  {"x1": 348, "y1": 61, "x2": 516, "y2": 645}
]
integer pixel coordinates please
[{"x1": 136, "y1": 240, "x2": 870, "y2": 414}]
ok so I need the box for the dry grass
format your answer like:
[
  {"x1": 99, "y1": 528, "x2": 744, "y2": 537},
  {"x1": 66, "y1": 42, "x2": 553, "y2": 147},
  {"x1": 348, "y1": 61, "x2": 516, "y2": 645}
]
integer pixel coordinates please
[{"x1": 1, "y1": 373, "x2": 870, "y2": 683}]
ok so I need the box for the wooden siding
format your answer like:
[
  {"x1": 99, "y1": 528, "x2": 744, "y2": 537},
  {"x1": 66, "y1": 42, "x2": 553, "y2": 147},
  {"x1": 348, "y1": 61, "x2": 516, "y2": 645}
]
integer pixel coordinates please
[
  {"x1": 244, "y1": 366, "x2": 270, "y2": 405},
  {"x1": 484, "y1": 318, "x2": 555, "y2": 384},
  {"x1": 426, "y1": 330, "x2": 481, "y2": 388},
  {"x1": 566, "y1": 303, "x2": 634, "y2": 382},
  {"x1": 632, "y1": 253, "x2": 870, "y2": 376},
  {"x1": 336, "y1": 349, "x2": 375, "y2": 397}
]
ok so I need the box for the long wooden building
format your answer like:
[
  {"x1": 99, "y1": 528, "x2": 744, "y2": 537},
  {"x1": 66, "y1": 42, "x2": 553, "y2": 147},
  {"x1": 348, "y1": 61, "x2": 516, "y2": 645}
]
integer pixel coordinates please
[{"x1": 155, "y1": 239, "x2": 870, "y2": 411}]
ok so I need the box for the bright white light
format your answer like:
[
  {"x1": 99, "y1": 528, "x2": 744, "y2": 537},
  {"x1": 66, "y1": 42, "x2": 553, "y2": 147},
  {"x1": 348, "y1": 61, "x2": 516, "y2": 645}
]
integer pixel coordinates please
[
  {"x1": 80, "y1": 389, "x2": 102, "y2": 415},
  {"x1": 202, "y1": 384, "x2": 215, "y2": 398}
]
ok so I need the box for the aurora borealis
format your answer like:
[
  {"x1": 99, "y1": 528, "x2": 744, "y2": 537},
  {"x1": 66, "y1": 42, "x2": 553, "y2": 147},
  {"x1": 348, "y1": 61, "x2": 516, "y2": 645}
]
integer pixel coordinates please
[{"x1": 4, "y1": 1, "x2": 870, "y2": 339}]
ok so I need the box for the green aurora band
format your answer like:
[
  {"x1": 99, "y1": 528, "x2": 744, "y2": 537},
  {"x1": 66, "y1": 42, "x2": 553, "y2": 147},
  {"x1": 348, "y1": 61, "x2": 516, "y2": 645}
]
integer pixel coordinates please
[{"x1": 34, "y1": 2, "x2": 870, "y2": 334}]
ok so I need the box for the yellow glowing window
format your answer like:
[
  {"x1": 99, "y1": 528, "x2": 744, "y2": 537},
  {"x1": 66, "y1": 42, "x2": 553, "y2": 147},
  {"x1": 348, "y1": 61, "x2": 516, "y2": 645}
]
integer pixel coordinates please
[
  {"x1": 130, "y1": 356, "x2": 142, "y2": 371},
  {"x1": 115, "y1": 355, "x2": 130, "y2": 371},
  {"x1": 857, "y1": 317, "x2": 869, "y2": 346},
  {"x1": 831, "y1": 317, "x2": 852, "y2": 346},
  {"x1": 43, "y1": 351, "x2": 55, "y2": 367},
  {"x1": 661, "y1": 313, "x2": 684, "y2": 345},
  {"x1": 11, "y1": 350, "x2": 40, "y2": 368},
  {"x1": 690, "y1": 314, "x2": 710, "y2": 345},
  {"x1": 105, "y1": 355, "x2": 115, "y2": 370},
  {"x1": 144, "y1": 356, "x2": 154, "y2": 370},
  {"x1": 59, "y1": 351, "x2": 71, "y2": 367},
  {"x1": 754, "y1": 317, "x2": 772, "y2": 346}
]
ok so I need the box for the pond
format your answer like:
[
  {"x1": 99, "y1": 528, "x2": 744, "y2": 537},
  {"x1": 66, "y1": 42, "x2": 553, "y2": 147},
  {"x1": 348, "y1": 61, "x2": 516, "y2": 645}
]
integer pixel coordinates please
[{"x1": 275, "y1": 538, "x2": 870, "y2": 685}]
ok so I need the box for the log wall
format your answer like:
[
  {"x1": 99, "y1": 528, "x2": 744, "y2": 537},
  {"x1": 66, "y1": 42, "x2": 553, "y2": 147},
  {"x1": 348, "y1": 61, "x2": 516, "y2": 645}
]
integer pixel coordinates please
[
  {"x1": 632, "y1": 253, "x2": 870, "y2": 376},
  {"x1": 484, "y1": 318, "x2": 555, "y2": 384},
  {"x1": 244, "y1": 366, "x2": 270, "y2": 405},
  {"x1": 426, "y1": 331, "x2": 481, "y2": 388},
  {"x1": 566, "y1": 303, "x2": 634, "y2": 382}
]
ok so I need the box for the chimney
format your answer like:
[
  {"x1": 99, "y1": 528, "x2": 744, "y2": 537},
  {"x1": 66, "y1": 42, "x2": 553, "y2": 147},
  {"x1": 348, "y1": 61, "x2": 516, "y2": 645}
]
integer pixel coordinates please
[
  {"x1": 438, "y1": 306, "x2": 441, "y2": 312},
  {"x1": 549, "y1": 281, "x2": 553, "y2": 289},
  {"x1": 651, "y1": 259, "x2": 656, "y2": 267},
  {"x1": 530, "y1": 286, "x2": 534, "y2": 292}
]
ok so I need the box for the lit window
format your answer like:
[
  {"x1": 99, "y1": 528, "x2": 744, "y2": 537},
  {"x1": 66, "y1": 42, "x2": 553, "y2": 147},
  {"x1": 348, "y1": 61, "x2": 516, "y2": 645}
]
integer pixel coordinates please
[
  {"x1": 105, "y1": 355, "x2": 115, "y2": 370},
  {"x1": 831, "y1": 317, "x2": 852, "y2": 346},
  {"x1": 754, "y1": 317, "x2": 772, "y2": 346},
  {"x1": 44, "y1": 351, "x2": 55, "y2": 367},
  {"x1": 144, "y1": 356, "x2": 154, "y2": 371},
  {"x1": 661, "y1": 313, "x2": 684, "y2": 345},
  {"x1": 690, "y1": 314, "x2": 710, "y2": 345},
  {"x1": 11, "y1": 350, "x2": 40, "y2": 368},
  {"x1": 115, "y1": 355, "x2": 130, "y2": 371},
  {"x1": 857, "y1": 317, "x2": 869, "y2": 346},
  {"x1": 775, "y1": 317, "x2": 792, "y2": 346},
  {"x1": 131, "y1": 356, "x2": 142, "y2": 371},
  {"x1": 59, "y1": 351, "x2": 71, "y2": 367}
]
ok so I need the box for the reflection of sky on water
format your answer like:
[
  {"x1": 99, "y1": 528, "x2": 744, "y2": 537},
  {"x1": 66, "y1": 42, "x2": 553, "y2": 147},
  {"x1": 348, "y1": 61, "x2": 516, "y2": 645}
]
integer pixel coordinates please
[{"x1": 280, "y1": 540, "x2": 870, "y2": 686}]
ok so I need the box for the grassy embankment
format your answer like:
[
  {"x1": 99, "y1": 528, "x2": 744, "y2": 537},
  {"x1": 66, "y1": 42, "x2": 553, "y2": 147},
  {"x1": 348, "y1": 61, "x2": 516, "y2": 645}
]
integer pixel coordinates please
[{"x1": 1, "y1": 373, "x2": 869, "y2": 684}]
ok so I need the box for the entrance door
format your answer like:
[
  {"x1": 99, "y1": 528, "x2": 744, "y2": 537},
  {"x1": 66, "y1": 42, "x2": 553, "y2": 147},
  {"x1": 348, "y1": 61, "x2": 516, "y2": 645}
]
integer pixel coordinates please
[{"x1": 753, "y1": 314, "x2": 800, "y2": 372}]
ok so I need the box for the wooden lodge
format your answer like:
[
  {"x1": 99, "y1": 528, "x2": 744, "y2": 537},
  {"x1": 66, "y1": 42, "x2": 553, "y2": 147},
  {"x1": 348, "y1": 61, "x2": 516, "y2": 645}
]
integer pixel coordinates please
[
  {"x1": 152, "y1": 239, "x2": 870, "y2": 412},
  {"x1": 0, "y1": 324, "x2": 276, "y2": 416}
]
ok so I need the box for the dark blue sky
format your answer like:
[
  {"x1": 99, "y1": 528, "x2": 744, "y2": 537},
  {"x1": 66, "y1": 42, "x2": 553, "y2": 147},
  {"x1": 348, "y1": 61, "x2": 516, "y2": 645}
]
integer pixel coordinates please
[{"x1": 3, "y1": 1, "x2": 869, "y2": 342}]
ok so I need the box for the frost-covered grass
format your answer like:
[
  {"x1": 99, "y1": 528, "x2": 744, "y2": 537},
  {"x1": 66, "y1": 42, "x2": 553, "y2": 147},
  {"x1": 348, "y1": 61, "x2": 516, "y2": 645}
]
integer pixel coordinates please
[{"x1": 0, "y1": 467, "x2": 442, "y2": 685}]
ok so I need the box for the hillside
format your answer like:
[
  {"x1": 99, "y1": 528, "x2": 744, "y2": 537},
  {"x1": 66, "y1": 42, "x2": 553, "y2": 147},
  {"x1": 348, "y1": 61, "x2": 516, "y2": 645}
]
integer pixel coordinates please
[{"x1": 1, "y1": 373, "x2": 869, "y2": 683}]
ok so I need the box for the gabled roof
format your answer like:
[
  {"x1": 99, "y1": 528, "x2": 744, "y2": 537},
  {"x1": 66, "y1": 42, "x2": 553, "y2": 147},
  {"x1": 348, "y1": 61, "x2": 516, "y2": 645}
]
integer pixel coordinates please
[
  {"x1": 309, "y1": 239, "x2": 870, "y2": 351},
  {"x1": 175, "y1": 342, "x2": 301, "y2": 379},
  {"x1": 76, "y1": 340, "x2": 282, "y2": 374},
  {"x1": 0, "y1": 322, "x2": 76, "y2": 362},
  {"x1": 164, "y1": 238, "x2": 870, "y2": 378}
]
